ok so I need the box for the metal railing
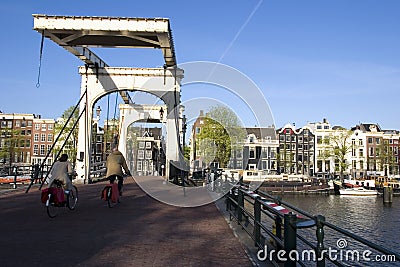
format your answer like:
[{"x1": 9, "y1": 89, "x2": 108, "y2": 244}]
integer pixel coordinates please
[
  {"x1": 225, "y1": 184, "x2": 400, "y2": 266},
  {"x1": 0, "y1": 164, "x2": 52, "y2": 189}
]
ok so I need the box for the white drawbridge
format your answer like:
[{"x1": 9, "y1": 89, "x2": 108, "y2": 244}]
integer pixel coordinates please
[{"x1": 33, "y1": 14, "x2": 184, "y2": 183}]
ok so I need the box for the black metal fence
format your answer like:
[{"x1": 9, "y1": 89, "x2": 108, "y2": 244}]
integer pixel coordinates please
[
  {"x1": 226, "y1": 184, "x2": 400, "y2": 266},
  {"x1": 0, "y1": 164, "x2": 52, "y2": 189}
]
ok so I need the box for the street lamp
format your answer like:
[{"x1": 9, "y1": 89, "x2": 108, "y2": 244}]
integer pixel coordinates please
[
  {"x1": 96, "y1": 106, "x2": 102, "y2": 119},
  {"x1": 159, "y1": 107, "x2": 164, "y2": 121}
]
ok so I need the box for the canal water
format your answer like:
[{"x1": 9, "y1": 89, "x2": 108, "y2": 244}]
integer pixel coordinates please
[{"x1": 278, "y1": 194, "x2": 400, "y2": 266}]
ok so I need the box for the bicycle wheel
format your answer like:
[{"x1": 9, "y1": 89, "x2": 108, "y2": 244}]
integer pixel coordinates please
[
  {"x1": 46, "y1": 193, "x2": 58, "y2": 218},
  {"x1": 67, "y1": 186, "x2": 78, "y2": 210},
  {"x1": 107, "y1": 186, "x2": 117, "y2": 208}
]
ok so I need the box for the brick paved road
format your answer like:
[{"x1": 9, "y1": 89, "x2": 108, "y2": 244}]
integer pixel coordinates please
[{"x1": 0, "y1": 178, "x2": 254, "y2": 267}]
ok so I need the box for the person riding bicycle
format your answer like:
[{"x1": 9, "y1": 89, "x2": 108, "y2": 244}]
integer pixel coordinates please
[
  {"x1": 48, "y1": 153, "x2": 75, "y2": 191},
  {"x1": 106, "y1": 147, "x2": 131, "y2": 196}
]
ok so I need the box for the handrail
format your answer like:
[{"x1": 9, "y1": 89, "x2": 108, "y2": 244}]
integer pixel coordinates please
[{"x1": 225, "y1": 183, "x2": 400, "y2": 266}]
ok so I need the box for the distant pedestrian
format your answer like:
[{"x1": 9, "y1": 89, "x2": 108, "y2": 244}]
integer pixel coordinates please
[{"x1": 106, "y1": 147, "x2": 132, "y2": 195}]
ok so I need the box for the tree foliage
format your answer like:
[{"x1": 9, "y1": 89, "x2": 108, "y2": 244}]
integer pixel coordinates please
[
  {"x1": 196, "y1": 105, "x2": 245, "y2": 168},
  {"x1": 327, "y1": 128, "x2": 353, "y2": 179},
  {"x1": 0, "y1": 128, "x2": 23, "y2": 167},
  {"x1": 53, "y1": 106, "x2": 79, "y2": 164}
]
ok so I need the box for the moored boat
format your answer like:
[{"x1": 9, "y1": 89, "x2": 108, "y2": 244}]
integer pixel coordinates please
[{"x1": 339, "y1": 187, "x2": 379, "y2": 196}]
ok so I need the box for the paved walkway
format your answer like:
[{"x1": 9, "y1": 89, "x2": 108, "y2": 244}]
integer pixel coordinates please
[{"x1": 0, "y1": 177, "x2": 256, "y2": 267}]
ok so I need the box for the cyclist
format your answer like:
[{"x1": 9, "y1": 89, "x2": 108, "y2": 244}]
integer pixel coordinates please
[
  {"x1": 48, "y1": 153, "x2": 75, "y2": 191},
  {"x1": 106, "y1": 147, "x2": 131, "y2": 196}
]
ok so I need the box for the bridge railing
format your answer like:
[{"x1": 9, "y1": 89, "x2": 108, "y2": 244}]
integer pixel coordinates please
[{"x1": 225, "y1": 184, "x2": 400, "y2": 266}]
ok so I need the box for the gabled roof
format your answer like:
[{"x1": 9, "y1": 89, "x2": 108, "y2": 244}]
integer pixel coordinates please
[
  {"x1": 245, "y1": 127, "x2": 277, "y2": 140},
  {"x1": 353, "y1": 123, "x2": 382, "y2": 133}
]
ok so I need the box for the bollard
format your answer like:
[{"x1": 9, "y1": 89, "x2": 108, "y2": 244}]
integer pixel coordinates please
[
  {"x1": 13, "y1": 166, "x2": 18, "y2": 189},
  {"x1": 383, "y1": 186, "x2": 393, "y2": 204},
  {"x1": 315, "y1": 215, "x2": 326, "y2": 267},
  {"x1": 254, "y1": 196, "x2": 261, "y2": 247},
  {"x1": 284, "y1": 212, "x2": 297, "y2": 267}
]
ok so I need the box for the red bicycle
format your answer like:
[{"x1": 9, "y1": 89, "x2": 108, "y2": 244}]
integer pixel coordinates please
[{"x1": 43, "y1": 180, "x2": 78, "y2": 218}]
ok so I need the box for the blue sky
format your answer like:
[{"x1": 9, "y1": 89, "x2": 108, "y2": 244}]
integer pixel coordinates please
[{"x1": 1, "y1": 0, "x2": 399, "y2": 130}]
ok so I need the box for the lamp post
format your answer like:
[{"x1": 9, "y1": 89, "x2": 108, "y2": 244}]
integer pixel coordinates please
[
  {"x1": 181, "y1": 115, "x2": 187, "y2": 187},
  {"x1": 159, "y1": 107, "x2": 164, "y2": 176}
]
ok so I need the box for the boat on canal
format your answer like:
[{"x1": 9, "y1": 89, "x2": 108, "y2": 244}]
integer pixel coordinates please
[{"x1": 339, "y1": 187, "x2": 379, "y2": 196}]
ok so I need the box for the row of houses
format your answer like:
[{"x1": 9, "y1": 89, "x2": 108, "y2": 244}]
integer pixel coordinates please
[
  {"x1": 190, "y1": 112, "x2": 400, "y2": 179},
  {"x1": 0, "y1": 112, "x2": 116, "y2": 171},
  {"x1": 0, "y1": 113, "x2": 55, "y2": 167},
  {"x1": 2, "y1": 111, "x2": 399, "y2": 180}
]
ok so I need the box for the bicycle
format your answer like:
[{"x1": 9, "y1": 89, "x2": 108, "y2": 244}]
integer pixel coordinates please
[
  {"x1": 43, "y1": 179, "x2": 78, "y2": 218},
  {"x1": 101, "y1": 183, "x2": 121, "y2": 208},
  {"x1": 101, "y1": 175, "x2": 128, "y2": 208}
]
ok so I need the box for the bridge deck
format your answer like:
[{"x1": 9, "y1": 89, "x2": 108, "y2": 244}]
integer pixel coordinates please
[{"x1": 0, "y1": 178, "x2": 254, "y2": 267}]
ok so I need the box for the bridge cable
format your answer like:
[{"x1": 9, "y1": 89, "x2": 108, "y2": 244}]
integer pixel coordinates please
[
  {"x1": 35, "y1": 30, "x2": 45, "y2": 88},
  {"x1": 104, "y1": 93, "x2": 110, "y2": 155}
]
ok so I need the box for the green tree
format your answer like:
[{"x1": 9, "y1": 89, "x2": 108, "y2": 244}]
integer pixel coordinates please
[
  {"x1": 196, "y1": 106, "x2": 245, "y2": 168},
  {"x1": 0, "y1": 128, "x2": 23, "y2": 171},
  {"x1": 53, "y1": 106, "x2": 79, "y2": 165},
  {"x1": 328, "y1": 128, "x2": 353, "y2": 180},
  {"x1": 378, "y1": 139, "x2": 398, "y2": 176}
]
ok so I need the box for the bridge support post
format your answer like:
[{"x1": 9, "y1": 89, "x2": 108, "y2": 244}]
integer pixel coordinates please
[
  {"x1": 284, "y1": 212, "x2": 297, "y2": 267},
  {"x1": 254, "y1": 196, "x2": 261, "y2": 247},
  {"x1": 237, "y1": 189, "x2": 244, "y2": 224},
  {"x1": 315, "y1": 215, "x2": 325, "y2": 267},
  {"x1": 275, "y1": 216, "x2": 283, "y2": 250}
]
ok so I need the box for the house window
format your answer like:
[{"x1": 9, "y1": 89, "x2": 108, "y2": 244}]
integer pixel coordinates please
[
  {"x1": 248, "y1": 164, "x2": 256, "y2": 170},
  {"x1": 249, "y1": 148, "x2": 255, "y2": 159},
  {"x1": 26, "y1": 140, "x2": 31, "y2": 148},
  {"x1": 262, "y1": 160, "x2": 267, "y2": 170},
  {"x1": 137, "y1": 161, "x2": 142, "y2": 171},
  {"x1": 33, "y1": 144, "x2": 39, "y2": 155},
  {"x1": 145, "y1": 150, "x2": 152, "y2": 159},
  {"x1": 48, "y1": 124, "x2": 53, "y2": 130},
  {"x1": 15, "y1": 121, "x2": 20, "y2": 127},
  {"x1": 41, "y1": 124, "x2": 46, "y2": 131},
  {"x1": 138, "y1": 150, "x2": 144, "y2": 159},
  {"x1": 368, "y1": 138, "x2": 372, "y2": 144},
  {"x1": 47, "y1": 134, "x2": 53, "y2": 142},
  {"x1": 35, "y1": 124, "x2": 40, "y2": 130},
  {"x1": 41, "y1": 134, "x2": 46, "y2": 142},
  {"x1": 376, "y1": 138, "x2": 380, "y2": 144},
  {"x1": 40, "y1": 145, "x2": 45, "y2": 155},
  {"x1": 34, "y1": 134, "x2": 39, "y2": 142}
]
